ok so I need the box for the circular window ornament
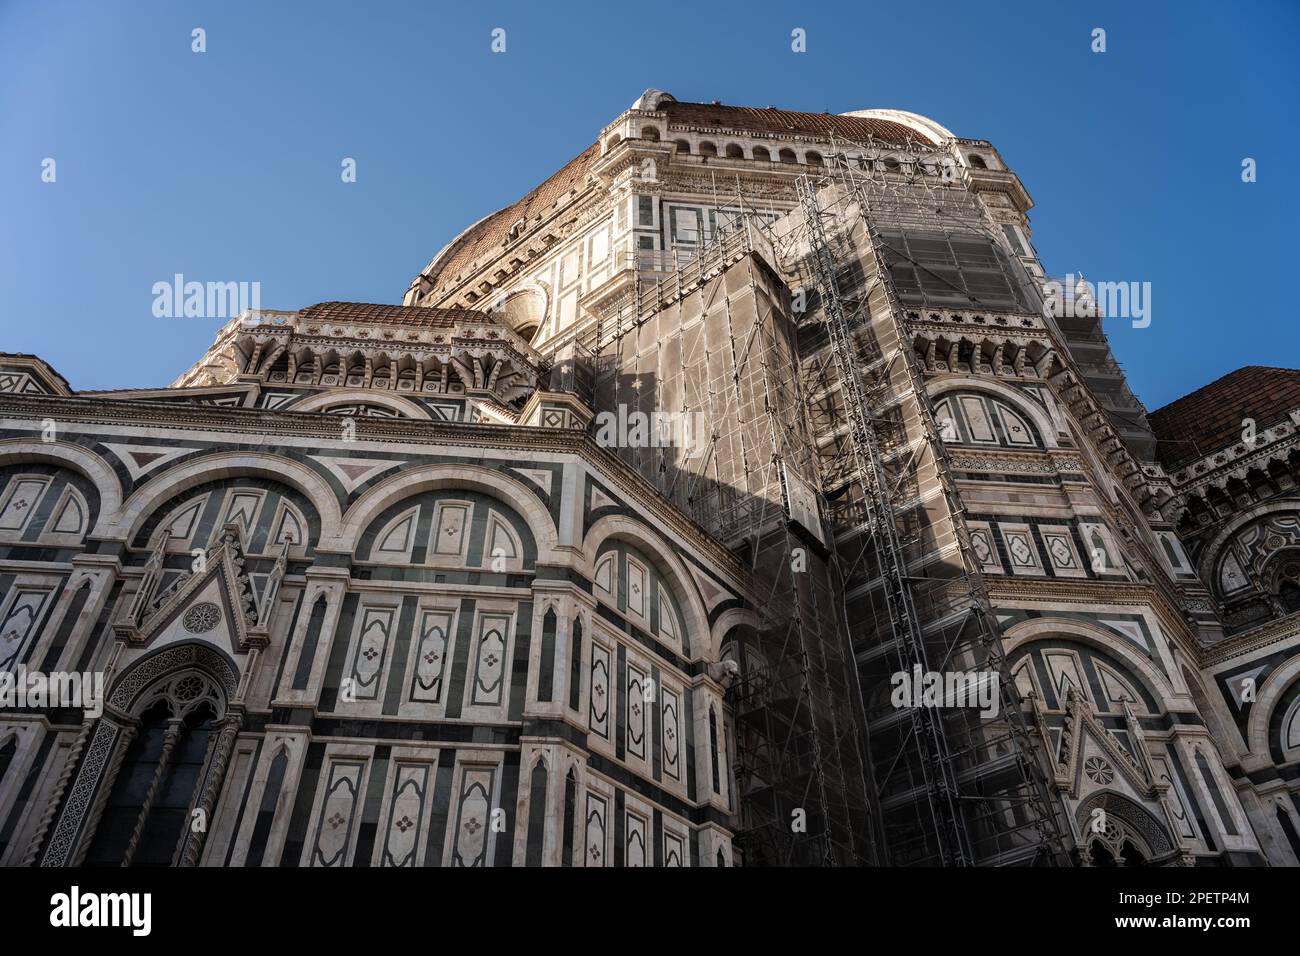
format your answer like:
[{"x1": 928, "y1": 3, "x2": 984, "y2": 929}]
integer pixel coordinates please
[
  {"x1": 1083, "y1": 756, "x2": 1114, "y2": 785},
  {"x1": 183, "y1": 602, "x2": 221, "y2": 634}
]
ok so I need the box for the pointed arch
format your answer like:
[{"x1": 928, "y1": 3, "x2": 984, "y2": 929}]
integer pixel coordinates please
[
  {"x1": 0, "y1": 439, "x2": 122, "y2": 537},
  {"x1": 580, "y1": 514, "x2": 712, "y2": 659},
  {"x1": 336, "y1": 463, "x2": 558, "y2": 559},
  {"x1": 925, "y1": 374, "x2": 1060, "y2": 448},
  {"x1": 1002, "y1": 617, "x2": 1176, "y2": 713},
  {"x1": 115, "y1": 451, "x2": 341, "y2": 544}
]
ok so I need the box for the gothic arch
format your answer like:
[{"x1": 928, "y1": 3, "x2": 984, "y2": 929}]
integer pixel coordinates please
[
  {"x1": 925, "y1": 374, "x2": 1060, "y2": 448},
  {"x1": 580, "y1": 514, "x2": 712, "y2": 660},
  {"x1": 1075, "y1": 789, "x2": 1176, "y2": 861},
  {"x1": 1196, "y1": 498, "x2": 1300, "y2": 585},
  {"x1": 113, "y1": 452, "x2": 342, "y2": 544},
  {"x1": 710, "y1": 608, "x2": 760, "y2": 667},
  {"x1": 1246, "y1": 655, "x2": 1300, "y2": 759},
  {"x1": 107, "y1": 640, "x2": 240, "y2": 716},
  {"x1": 0, "y1": 439, "x2": 122, "y2": 537},
  {"x1": 333, "y1": 462, "x2": 558, "y2": 559},
  {"x1": 1002, "y1": 617, "x2": 1176, "y2": 713}
]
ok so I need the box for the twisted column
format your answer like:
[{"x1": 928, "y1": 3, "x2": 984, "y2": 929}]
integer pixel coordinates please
[
  {"x1": 175, "y1": 713, "x2": 241, "y2": 866},
  {"x1": 20, "y1": 718, "x2": 94, "y2": 867},
  {"x1": 119, "y1": 719, "x2": 183, "y2": 867},
  {"x1": 68, "y1": 722, "x2": 138, "y2": 866}
]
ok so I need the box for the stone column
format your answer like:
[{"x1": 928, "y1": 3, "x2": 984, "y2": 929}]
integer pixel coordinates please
[
  {"x1": 175, "y1": 712, "x2": 242, "y2": 867},
  {"x1": 119, "y1": 718, "x2": 183, "y2": 867}
]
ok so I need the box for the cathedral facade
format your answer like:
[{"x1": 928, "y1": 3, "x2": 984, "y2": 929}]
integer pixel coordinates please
[{"x1": 1, "y1": 89, "x2": 1298, "y2": 866}]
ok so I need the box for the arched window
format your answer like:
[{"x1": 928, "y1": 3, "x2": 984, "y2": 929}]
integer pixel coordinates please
[
  {"x1": 778, "y1": 148, "x2": 797, "y2": 165},
  {"x1": 698, "y1": 141, "x2": 718, "y2": 158},
  {"x1": 246, "y1": 748, "x2": 288, "y2": 866},
  {"x1": 968, "y1": 154, "x2": 988, "y2": 169},
  {"x1": 805, "y1": 150, "x2": 824, "y2": 166},
  {"x1": 709, "y1": 705, "x2": 721, "y2": 795},
  {"x1": 725, "y1": 143, "x2": 744, "y2": 159},
  {"x1": 84, "y1": 671, "x2": 224, "y2": 867},
  {"x1": 641, "y1": 126, "x2": 660, "y2": 142},
  {"x1": 538, "y1": 608, "x2": 557, "y2": 702},
  {"x1": 525, "y1": 760, "x2": 548, "y2": 866},
  {"x1": 674, "y1": 139, "x2": 691, "y2": 154},
  {"x1": 752, "y1": 146, "x2": 771, "y2": 162},
  {"x1": 569, "y1": 618, "x2": 583, "y2": 712},
  {"x1": 562, "y1": 768, "x2": 577, "y2": 867}
]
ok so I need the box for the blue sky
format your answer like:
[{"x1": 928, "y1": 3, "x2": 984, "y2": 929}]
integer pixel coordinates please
[{"x1": 1, "y1": 0, "x2": 1296, "y2": 408}]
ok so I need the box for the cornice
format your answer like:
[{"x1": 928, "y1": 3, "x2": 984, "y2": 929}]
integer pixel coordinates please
[
  {"x1": 0, "y1": 392, "x2": 755, "y2": 596},
  {"x1": 986, "y1": 576, "x2": 1204, "y2": 665},
  {"x1": 1201, "y1": 610, "x2": 1300, "y2": 666}
]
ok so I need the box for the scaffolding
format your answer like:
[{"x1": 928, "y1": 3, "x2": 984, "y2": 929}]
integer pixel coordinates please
[
  {"x1": 767, "y1": 138, "x2": 1072, "y2": 865},
  {"x1": 572, "y1": 139, "x2": 1073, "y2": 864}
]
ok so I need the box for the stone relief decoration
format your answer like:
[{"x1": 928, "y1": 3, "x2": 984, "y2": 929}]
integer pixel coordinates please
[
  {"x1": 1075, "y1": 790, "x2": 1178, "y2": 866},
  {"x1": 997, "y1": 522, "x2": 1043, "y2": 575},
  {"x1": 661, "y1": 685, "x2": 682, "y2": 781},
  {"x1": 1083, "y1": 756, "x2": 1114, "y2": 785},
  {"x1": 0, "y1": 588, "x2": 53, "y2": 672},
  {"x1": 450, "y1": 765, "x2": 497, "y2": 867},
  {"x1": 0, "y1": 476, "x2": 50, "y2": 532},
  {"x1": 409, "y1": 608, "x2": 454, "y2": 706},
  {"x1": 308, "y1": 758, "x2": 365, "y2": 867},
  {"x1": 108, "y1": 642, "x2": 240, "y2": 713},
  {"x1": 40, "y1": 643, "x2": 240, "y2": 867},
  {"x1": 100, "y1": 443, "x2": 201, "y2": 482},
  {"x1": 182, "y1": 602, "x2": 221, "y2": 634},
  {"x1": 115, "y1": 524, "x2": 262, "y2": 651},
  {"x1": 624, "y1": 810, "x2": 647, "y2": 867},
  {"x1": 584, "y1": 792, "x2": 608, "y2": 866},
  {"x1": 346, "y1": 606, "x2": 396, "y2": 702},
  {"x1": 589, "y1": 640, "x2": 611, "y2": 739},
  {"x1": 626, "y1": 662, "x2": 648, "y2": 761},
  {"x1": 1039, "y1": 524, "x2": 1086, "y2": 578},
  {"x1": 966, "y1": 521, "x2": 1003, "y2": 574},
  {"x1": 379, "y1": 763, "x2": 431, "y2": 867},
  {"x1": 0, "y1": 371, "x2": 50, "y2": 394},
  {"x1": 934, "y1": 392, "x2": 1041, "y2": 448},
  {"x1": 664, "y1": 827, "x2": 686, "y2": 867},
  {"x1": 46, "y1": 486, "x2": 88, "y2": 537},
  {"x1": 469, "y1": 613, "x2": 511, "y2": 708}
]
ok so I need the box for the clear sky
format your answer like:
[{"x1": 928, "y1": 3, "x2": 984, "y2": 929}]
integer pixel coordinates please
[{"x1": 2, "y1": 0, "x2": 1296, "y2": 409}]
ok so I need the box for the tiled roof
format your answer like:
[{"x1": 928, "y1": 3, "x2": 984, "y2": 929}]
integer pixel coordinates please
[
  {"x1": 660, "y1": 100, "x2": 926, "y2": 145},
  {"x1": 420, "y1": 144, "x2": 602, "y2": 294},
  {"x1": 297, "y1": 301, "x2": 488, "y2": 329},
  {"x1": 1148, "y1": 366, "x2": 1300, "y2": 471},
  {"x1": 418, "y1": 98, "x2": 932, "y2": 293}
]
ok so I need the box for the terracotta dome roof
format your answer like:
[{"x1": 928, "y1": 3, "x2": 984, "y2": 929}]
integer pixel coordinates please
[
  {"x1": 415, "y1": 96, "x2": 937, "y2": 295},
  {"x1": 1148, "y1": 366, "x2": 1300, "y2": 471}
]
